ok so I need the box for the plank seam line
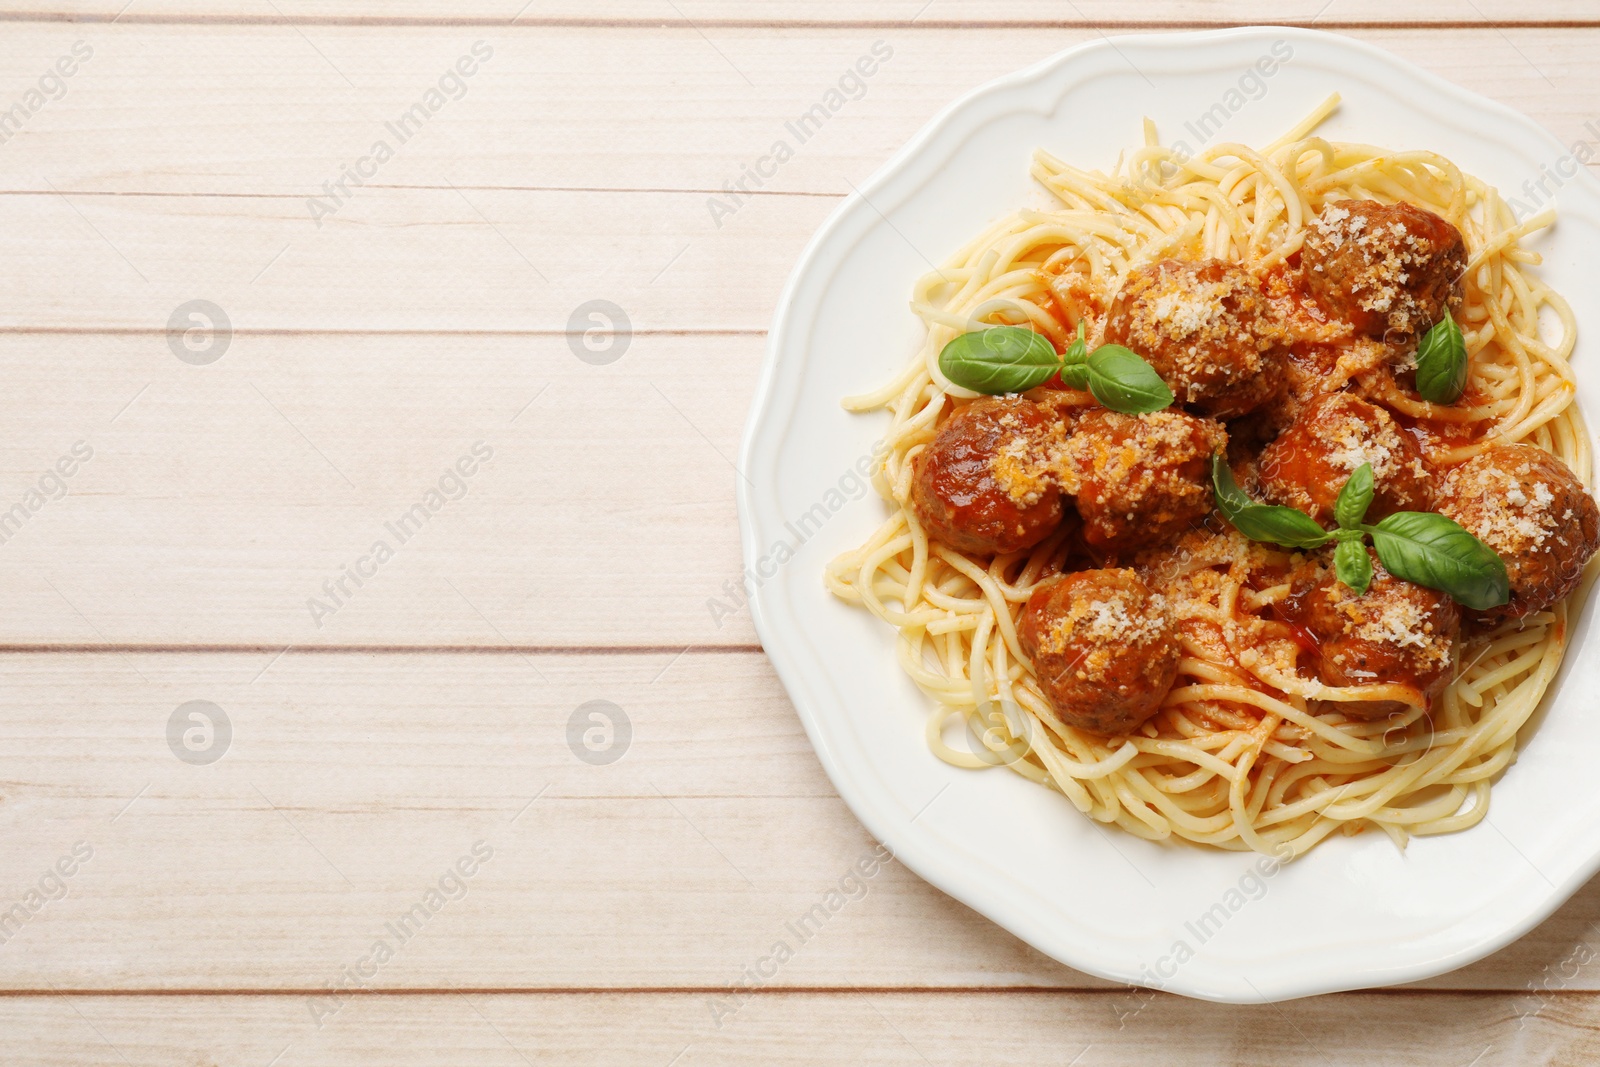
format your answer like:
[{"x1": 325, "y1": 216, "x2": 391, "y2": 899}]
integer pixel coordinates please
[
  {"x1": 238, "y1": 796, "x2": 842, "y2": 807},
  {"x1": 2, "y1": 15, "x2": 1598, "y2": 29},
  {"x1": 3, "y1": 171, "x2": 1598, "y2": 201},
  {"x1": 0, "y1": 643, "x2": 764, "y2": 655},
  {"x1": 0, "y1": 187, "x2": 847, "y2": 200},
  {"x1": 3, "y1": 171, "x2": 1598, "y2": 205},
  {"x1": 0, "y1": 328, "x2": 767, "y2": 337},
  {"x1": 0, "y1": 985, "x2": 1578, "y2": 997}
]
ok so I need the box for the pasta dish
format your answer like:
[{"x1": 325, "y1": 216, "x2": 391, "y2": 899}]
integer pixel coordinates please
[{"x1": 826, "y1": 96, "x2": 1600, "y2": 857}]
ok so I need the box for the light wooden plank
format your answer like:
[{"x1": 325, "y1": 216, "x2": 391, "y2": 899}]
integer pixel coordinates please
[
  {"x1": 3, "y1": 990, "x2": 1599, "y2": 1066},
  {"x1": 0, "y1": 13, "x2": 1589, "y2": 1024},
  {"x1": 0, "y1": 649, "x2": 1069, "y2": 990},
  {"x1": 0, "y1": 27, "x2": 1590, "y2": 331},
  {"x1": 0, "y1": 332, "x2": 764, "y2": 646},
  {"x1": 0, "y1": 186, "x2": 834, "y2": 333},
  {"x1": 3, "y1": 0, "x2": 1597, "y2": 25},
  {"x1": 0, "y1": 23, "x2": 1586, "y2": 199},
  {"x1": 0, "y1": 648, "x2": 1598, "y2": 993}
]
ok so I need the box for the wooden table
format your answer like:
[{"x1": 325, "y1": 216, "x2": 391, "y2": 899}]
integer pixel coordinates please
[{"x1": 1, "y1": 2, "x2": 1597, "y2": 1063}]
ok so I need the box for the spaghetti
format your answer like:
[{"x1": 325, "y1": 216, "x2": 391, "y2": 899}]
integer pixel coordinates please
[{"x1": 825, "y1": 95, "x2": 1594, "y2": 857}]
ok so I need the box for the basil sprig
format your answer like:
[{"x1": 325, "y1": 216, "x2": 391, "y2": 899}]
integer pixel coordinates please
[
  {"x1": 1332, "y1": 461, "x2": 1373, "y2": 532},
  {"x1": 1063, "y1": 344, "x2": 1174, "y2": 414},
  {"x1": 1414, "y1": 313, "x2": 1467, "y2": 405},
  {"x1": 1330, "y1": 464, "x2": 1376, "y2": 593},
  {"x1": 1333, "y1": 537, "x2": 1374, "y2": 596},
  {"x1": 938, "y1": 322, "x2": 1173, "y2": 415},
  {"x1": 1367, "y1": 512, "x2": 1509, "y2": 612},
  {"x1": 1210, "y1": 455, "x2": 1331, "y2": 549},
  {"x1": 1210, "y1": 456, "x2": 1509, "y2": 610},
  {"x1": 935, "y1": 324, "x2": 1060, "y2": 394}
]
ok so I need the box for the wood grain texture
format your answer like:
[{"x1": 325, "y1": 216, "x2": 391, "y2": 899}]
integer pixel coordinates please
[
  {"x1": 4, "y1": 990, "x2": 1600, "y2": 1066},
  {"x1": 0, "y1": 27, "x2": 1587, "y2": 643},
  {"x1": 2, "y1": 0, "x2": 1598, "y2": 26},
  {"x1": 0, "y1": 649, "x2": 1595, "y2": 994},
  {"x1": 0, "y1": 332, "x2": 762, "y2": 646},
  {"x1": 0, "y1": 5, "x2": 1595, "y2": 1062},
  {"x1": 0, "y1": 27, "x2": 1589, "y2": 331},
  {"x1": 0, "y1": 649, "x2": 1071, "y2": 991}
]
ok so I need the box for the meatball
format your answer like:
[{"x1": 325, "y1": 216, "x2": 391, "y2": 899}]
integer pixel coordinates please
[
  {"x1": 1435, "y1": 444, "x2": 1600, "y2": 621},
  {"x1": 1018, "y1": 568, "x2": 1180, "y2": 735},
  {"x1": 1300, "y1": 199, "x2": 1466, "y2": 340},
  {"x1": 1291, "y1": 551, "x2": 1461, "y2": 717},
  {"x1": 1059, "y1": 409, "x2": 1226, "y2": 553},
  {"x1": 1257, "y1": 392, "x2": 1431, "y2": 524},
  {"x1": 1104, "y1": 258, "x2": 1292, "y2": 418},
  {"x1": 910, "y1": 397, "x2": 1065, "y2": 555}
]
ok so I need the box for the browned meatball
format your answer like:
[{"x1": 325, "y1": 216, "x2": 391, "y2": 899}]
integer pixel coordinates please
[
  {"x1": 1059, "y1": 409, "x2": 1226, "y2": 553},
  {"x1": 1018, "y1": 568, "x2": 1180, "y2": 735},
  {"x1": 910, "y1": 397, "x2": 1065, "y2": 555},
  {"x1": 1257, "y1": 392, "x2": 1432, "y2": 525},
  {"x1": 1104, "y1": 258, "x2": 1292, "y2": 418},
  {"x1": 1301, "y1": 199, "x2": 1466, "y2": 340},
  {"x1": 1290, "y1": 551, "x2": 1460, "y2": 717},
  {"x1": 1435, "y1": 444, "x2": 1600, "y2": 621}
]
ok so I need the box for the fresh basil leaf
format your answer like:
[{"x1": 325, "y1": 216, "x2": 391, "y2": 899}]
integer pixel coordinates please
[
  {"x1": 1212, "y1": 453, "x2": 1254, "y2": 513},
  {"x1": 1063, "y1": 320, "x2": 1088, "y2": 365},
  {"x1": 1333, "y1": 463, "x2": 1374, "y2": 530},
  {"x1": 1368, "y1": 511, "x2": 1510, "y2": 611},
  {"x1": 1211, "y1": 455, "x2": 1333, "y2": 550},
  {"x1": 1084, "y1": 344, "x2": 1175, "y2": 414},
  {"x1": 1414, "y1": 313, "x2": 1467, "y2": 405},
  {"x1": 1060, "y1": 362, "x2": 1091, "y2": 391},
  {"x1": 1334, "y1": 538, "x2": 1373, "y2": 595},
  {"x1": 938, "y1": 326, "x2": 1062, "y2": 395},
  {"x1": 1226, "y1": 504, "x2": 1336, "y2": 550}
]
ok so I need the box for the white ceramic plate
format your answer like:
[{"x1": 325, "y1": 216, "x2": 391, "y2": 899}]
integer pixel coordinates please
[{"x1": 737, "y1": 26, "x2": 1600, "y2": 1002}]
